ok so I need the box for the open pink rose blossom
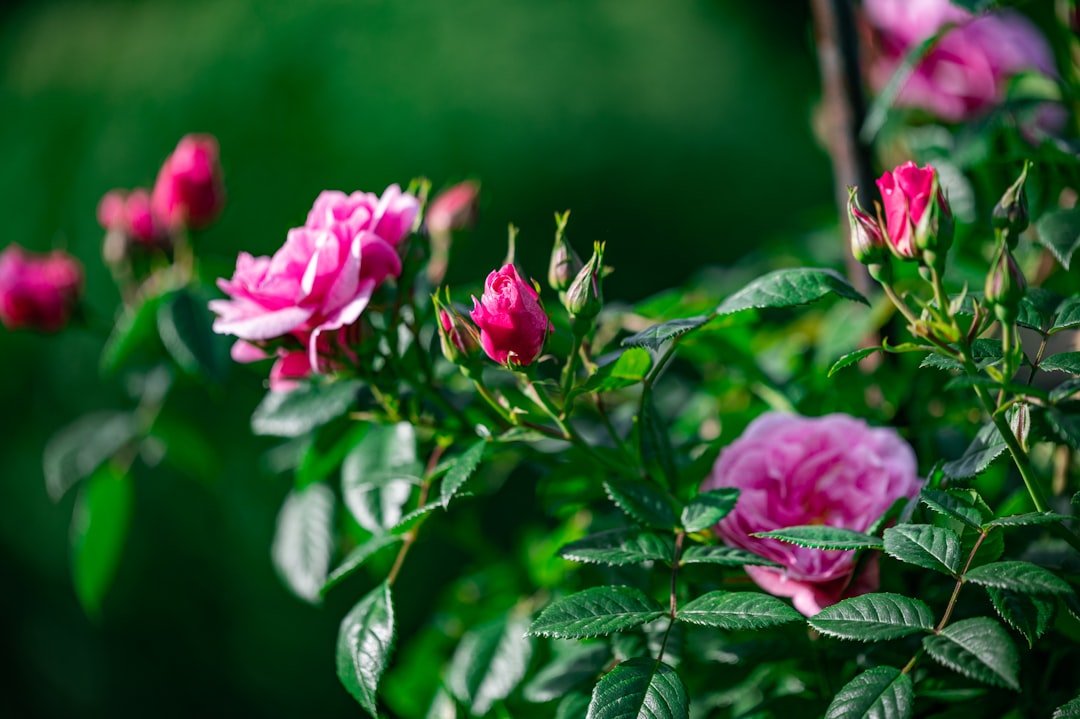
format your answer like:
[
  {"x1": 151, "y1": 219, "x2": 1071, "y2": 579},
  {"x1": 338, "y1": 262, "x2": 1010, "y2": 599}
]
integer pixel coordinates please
[
  {"x1": 470, "y1": 264, "x2": 550, "y2": 366},
  {"x1": 701, "y1": 412, "x2": 922, "y2": 616},
  {"x1": 210, "y1": 185, "x2": 419, "y2": 387},
  {"x1": 0, "y1": 244, "x2": 84, "y2": 332}
]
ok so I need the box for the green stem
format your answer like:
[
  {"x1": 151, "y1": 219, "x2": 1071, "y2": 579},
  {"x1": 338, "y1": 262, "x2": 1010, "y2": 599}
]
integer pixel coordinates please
[
  {"x1": 387, "y1": 443, "x2": 445, "y2": 587},
  {"x1": 656, "y1": 530, "x2": 685, "y2": 665}
]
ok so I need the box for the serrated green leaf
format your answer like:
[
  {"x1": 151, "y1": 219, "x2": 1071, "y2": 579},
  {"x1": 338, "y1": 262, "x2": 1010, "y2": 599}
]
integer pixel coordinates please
[
  {"x1": 321, "y1": 534, "x2": 401, "y2": 597},
  {"x1": 1051, "y1": 297, "x2": 1080, "y2": 335},
  {"x1": 922, "y1": 617, "x2": 1020, "y2": 690},
  {"x1": 1040, "y1": 352, "x2": 1080, "y2": 375},
  {"x1": 44, "y1": 411, "x2": 139, "y2": 502},
  {"x1": 828, "y1": 347, "x2": 880, "y2": 378},
  {"x1": 883, "y1": 524, "x2": 962, "y2": 575},
  {"x1": 271, "y1": 483, "x2": 335, "y2": 604},
  {"x1": 1051, "y1": 379, "x2": 1080, "y2": 402},
  {"x1": 336, "y1": 582, "x2": 395, "y2": 716},
  {"x1": 986, "y1": 587, "x2": 1055, "y2": 648},
  {"x1": 825, "y1": 666, "x2": 913, "y2": 719},
  {"x1": 920, "y1": 339, "x2": 1003, "y2": 372},
  {"x1": 1053, "y1": 694, "x2": 1080, "y2": 718},
  {"x1": 523, "y1": 643, "x2": 610, "y2": 703},
  {"x1": 714, "y1": 268, "x2": 868, "y2": 318},
  {"x1": 983, "y1": 511, "x2": 1073, "y2": 529},
  {"x1": 70, "y1": 463, "x2": 133, "y2": 618},
  {"x1": 586, "y1": 657, "x2": 688, "y2": 719},
  {"x1": 621, "y1": 316, "x2": 709, "y2": 351},
  {"x1": 100, "y1": 290, "x2": 168, "y2": 373},
  {"x1": 603, "y1": 479, "x2": 678, "y2": 530},
  {"x1": 921, "y1": 488, "x2": 987, "y2": 529},
  {"x1": 557, "y1": 692, "x2": 593, "y2": 719},
  {"x1": 1045, "y1": 404, "x2": 1080, "y2": 450},
  {"x1": 391, "y1": 503, "x2": 441, "y2": 535},
  {"x1": 680, "y1": 489, "x2": 738, "y2": 533},
  {"x1": 250, "y1": 379, "x2": 362, "y2": 437},
  {"x1": 942, "y1": 422, "x2": 1006, "y2": 479},
  {"x1": 679, "y1": 544, "x2": 780, "y2": 567},
  {"x1": 528, "y1": 586, "x2": 665, "y2": 639},
  {"x1": 342, "y1": 423, "x2": 420, "y2": 533},
  {"x1": 1018, "y1": 288, "x2": 1062, "y2": 332},
  {"x1": 640, "y1": 394, "x2": 678, "y2": 488},
  {"x1": 809, "y1": 593, "x2": 935, "y2": 641},
  {"x1": 963, "y1": 560, "x2": 1074, "y2": 597},
  {"x1": 752, "y1": 525, "x2": 883, "y2": 550},
  {"x1": 447, "y1": 615, "x2": 534, "y2": 716},
  {"x1": 440, "y1": 439, "x2": 486, "y2": 509},
  {"x1": 677, "y1": 591, "x2": 802, "y2": 630},
  {"x1": 559, "y1": 529, "x2": 675, "y2": 566},
  {"x1": 1035, "y1": 207, "x2": 1080, "y2": 270},
  {"x1": 581, "y1": 348, "x2": 653, "y2": 392},
  {"x1": 157, "y1": 287, "x2": 228, "y2": 382}
]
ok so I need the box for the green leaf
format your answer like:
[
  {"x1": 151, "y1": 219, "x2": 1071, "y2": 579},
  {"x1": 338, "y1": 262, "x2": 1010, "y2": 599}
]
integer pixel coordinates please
[
  {"x1": 809, "y1": 593, "x2": 935, "y2": 641},
  {"x1": 70, "y1": 463, "x2": 133, "y2": 618},
  {"x1": 336, "y1": 582, "x2": 395, "y2": 717},
  {"x1": 882, "y1": 524, "x2": 962, "y2": 575},
  {"x1": 559, "y1": 529, "x2": 675, "y2": 566},
  {"x1": 921, "y1": 339, "x2": 1002, "y2": 371},
  {"x1": 342, "y1": 423, "x2": 421, "y2": 533},
  {"x1": 603, "y1": 479, "x2": 678, "y2": 531},
  {"x1": 582, "y1": 348, "x2": 653, "y2": 393},
  {"x1": 100, "y1": 290, "x2": 167, "y2": 373},
  {"x1": 1051, "y1": 379, "x2": 1080, "y2": 402},
  {"x1": 586, "y1": 657, "x2": 688, "y2": 719},
  {"x1": 1035, "y1": 207, "x2": 1080, "y2": 270},
  {"x1": 321, "y1": 534, "x2": 401, "y2": 597},
  {"x1": 714, "y1": 268, "x2": 868, "y2": 318},
  {"x1": 680, "y1": 489, "x2": 738, "y2": 533},
  {"x1": 1051, "y1": 297, "x2": 1080, "y2": 335},
  {"x1": 983, "y1": 511, "x2": 1073, "y2": 529},
  {"x1": 963, "y1": 560, "x2": 1074, "y2": 597},
  {"x1": 679, "y1": 545, "x2": 780, "y2": 567},
  {"x1": 1040, "y1": 352, "x2": 1080, "y2": 375},
  {"x1": 440, "y1": 439, "x2": 486, "y2": 509},
  {"x1": 942, "y1": 422, "x2": 1006, "y2": 479},
  {"x1": 920, "y1": 488, "x2": 987, "y2": 530},
  {"x1": 677, "y1": 591, "x2": 802, "y2": 630},
  {"x1": 391, "y1": 503, "x2": 441, "y2": 535},
  {"x1": 523, "y1": 643, "x2": 610, "y2": 703},
  {"x1": 825, "y1": 666, "x2": 914, "y2": 719},
  {"x1": 527, "y1": 586, "x2": 666, "y2": 639},
  {"x1": 1045, "y1": 404, "x2": 1080, "y2": 450},
  {"x1": 828, "y1": 347, "x2": 880, "y2": 378},
  {"x1": 1053, "y1": 695, "x2": 1080, "y2": 718},
  {"x1": 447, "y1": 615, "x2": 534, "y2": 716},
  {"x1": 44, "y1": 411, "x2": 139, "y2": 501},
  {"x1": 922, "y1": 617, "x2": 1020, "y2": 690},
  {"x1": 640, "y1": 394, "x2": 678, "y2": 488},
  {"x1": 621, "y1": 316, "x2": 709, "y2": 351},
  {"x1": 557, "y1": 693, "x2": 593, "y2": 719},
  {"x1": 986, "y1": 587, "x2": 1055, "y2": 648},
  {"x1": 157, "y1": 287, "x2": 227, "y2": 382},
  {"x1": 270, "y1": 483, "x2": 335, "y2": 604},
  {"x1": 1018, "y1": 289, "x2": 1061, "y2": 332},
  {"x1": 250, "y1": 379, "x2": 362, "y2": 437},
  {"x1": 751, "y1": 526, "x2": 883, "y2": 551}
]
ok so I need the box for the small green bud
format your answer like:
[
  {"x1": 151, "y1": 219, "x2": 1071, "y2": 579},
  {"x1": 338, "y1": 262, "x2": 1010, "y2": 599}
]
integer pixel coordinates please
[
  {"x1": 547, "y1": 211, "x2": 583, "y2": 292},
  {"x1": 432, "y1": 291, "x2": 480, "y2": 365},
  {"x1": 564, "y1": 241, "x2": 605, "y2": 321},
  {"x1": 984, "y1": 247, "x2": 1026, "y2": 325},
  {"x1": 993, "y1": 162, "x2": 1030, "y2": 248}
]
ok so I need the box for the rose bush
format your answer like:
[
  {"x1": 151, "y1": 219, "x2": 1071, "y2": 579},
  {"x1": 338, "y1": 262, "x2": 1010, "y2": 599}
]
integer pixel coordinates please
[
  {"x1": 702, "y1": 412, "x2": 923, "y2": 616},
  {"x1": 470, "y1": 263, "x2": 550, "y2": 366},
  {"x1": 0, "y1": 244, "x2": 84, "y2": 332}
]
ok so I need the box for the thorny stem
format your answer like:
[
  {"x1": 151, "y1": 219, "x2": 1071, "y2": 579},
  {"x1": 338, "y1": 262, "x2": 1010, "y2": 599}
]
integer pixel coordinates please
[
  {"x1": 387, "y1": 442, "x2": 447, "y2": 587},
  {"x1": 656, "y1": 530, "x2": 686, "y2": 664}
]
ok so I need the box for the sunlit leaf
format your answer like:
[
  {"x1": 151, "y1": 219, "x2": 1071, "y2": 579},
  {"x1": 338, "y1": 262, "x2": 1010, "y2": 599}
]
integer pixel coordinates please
[
  {"x1": 447, "y1": 615, "x2": 533, "y2": 716},
  {"x1": 70, "y1": 463, "x2": 133, "y2": 618},
  {"x1": 714, "y1": 268, "x2": 868, "y2": 318},
  {"x1": 922, "y1": 617, "x2": 1019, "y2": 690},
  {"x1": 677, "y1": 591, "x2": 802, "y2": 630},
  {"x1": 271, "y1": 483, "x2": 335, "y2": 604},
  {"x1": 809, "y1": 593, "x2": 935, "y2": 641},
  {"x1": 336, "y1": 582, "x2": 395, "y2": 716},
  {"x1": 527, "y1": 586, "x2": 665, "y2": 639},
  {"x1": 586, "y1": 657, "x2": 688, "y2": 719}
]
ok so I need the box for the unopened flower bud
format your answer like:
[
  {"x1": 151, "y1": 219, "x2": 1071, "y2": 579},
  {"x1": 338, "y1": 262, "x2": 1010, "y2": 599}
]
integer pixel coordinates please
[
  {"x1": 548, "y1": 212, "x2": 583, "y2": 291},
  {"x1": 433, "y1": 294, "x2": 481, "y2": 365},
  {"x1": 846, "y1": 186, "x2": 887, "y2": 265},
  {"x1": 152, "y1": 134, "x2": 225, "y2": 231},
  {"x1": 985, "y1": 247, "x2": 1026, "y2": 325},
  {"x1": 0, "y1": 243, "x2": 84, "y2": 332},
  {"x1": 876, "y1": 161, "x2": 952, "y2": 265},
  {"x1": 993, "y1": 162, "x2": 1030, "y2": 247},
  {"x1": 426, "y1": 181, "x2": 479, "y2": 238},
  {"x1": 564, "y1": 241, "x2": 605, "y2": 321}
]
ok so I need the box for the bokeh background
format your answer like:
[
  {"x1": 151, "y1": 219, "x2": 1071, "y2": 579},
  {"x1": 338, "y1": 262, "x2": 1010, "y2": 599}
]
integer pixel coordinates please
[{"x1": 0, "y1": 1, "x2": 836, "y2": 716}]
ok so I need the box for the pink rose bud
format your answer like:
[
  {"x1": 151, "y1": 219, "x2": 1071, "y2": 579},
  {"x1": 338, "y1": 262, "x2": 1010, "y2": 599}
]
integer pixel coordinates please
[
  {"x1": 97, "y1": 190, "x2": 126, "y2": 231},
  {"x1": 701, "y1": 412, "x2": 923, "y2": 616},
  {"x1": 875, "y1": 161, "x2": 951, "y2": 261},
  {"x1": 470, "y1": 263, "x2": 550, "y2": 367},
  {"x1": 152, "y1": 134, "x2": 226, "y2": 231},
  {"x1": 124, "y1": 189, "x2": 167, "y2": 245},
  {"x1": 0, "y1": 244, "x2": 84, "y2": 332},
  {"x1": 846, "y1": 187, "x2": 887, "y2": 266},
  {"x1": 425, "y1": 181, "x2": 479, "y2": 238},
  {"x1": 433, "y1": 293, "x2": 481, "y2": 365}
]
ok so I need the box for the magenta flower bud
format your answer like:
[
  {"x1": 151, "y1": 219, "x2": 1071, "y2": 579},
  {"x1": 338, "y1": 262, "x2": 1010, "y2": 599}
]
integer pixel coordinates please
[
  {"x1": 876, "y1": 161, "x2": 951, "y2": 261},
  {"x1": 97, "y1": 190, "x2": 126, "y2": 231},
  {"x1": 152, "y1": 134, "x2": 226, "y2": 231},
  {"x1": 985, "y1": 247, "x2": 1026, "y2": 324},
  {"x1": 469, "y1": 264, "x2": 550, "y2": 367},
  {"x1": 124, "y1": 189, "x2": 167, "y2": 245},
  {"x1": 425, "y1": 181, "x2": 479, "y2": 238},
  {"x1": 846, "y1": 187, "x2": 887, "y2": 265},
  {"x1": 0, "y1": 243, "x2": 84, "y2": 333},
  {"x1": 433, "y1": 292, "x2": 481, "y2": 365}
]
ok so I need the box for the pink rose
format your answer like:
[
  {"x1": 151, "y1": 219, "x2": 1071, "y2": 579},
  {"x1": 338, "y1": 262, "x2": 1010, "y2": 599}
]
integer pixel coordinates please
[
  {"x1": 152, "y1": 134, "x2": 226, "y2": 231},
  {"x1": 865, "y1": 0, "x2": 1058, "y2": 123},
  {"x1": 701, "y1": 412, "x2": 922, "y2": 616},
  {"x1": 875, "y1": 161, "x2": 948, "y2": 258},
  {"x1": 470, "y1": 264, "x2": 550, "y2": 366},
  {"x1": 0, "y1": 244, "x2": 84, "y2": 332},
  {"x1": 210, "y1": 186, "x2": 419, "y2": 380},
  {"x1": 97, "y1": 188, "x2": 168, "y2": 246},
  {"x1": 425, "y1": 181, "x2": 480, "y2": 237}
]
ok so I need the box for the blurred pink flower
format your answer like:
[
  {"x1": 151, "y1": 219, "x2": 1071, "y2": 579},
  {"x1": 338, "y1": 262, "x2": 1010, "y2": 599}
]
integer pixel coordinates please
[
  {"x1": 97, "y1": 188, "x2": 168, "y2": 246},
  {"x1": 0, "y1": 244, "x2": 84, "y2": 332},
  {"x1": 701, "y1": 412, "x2": 922, "y2": 616},
  {"x1": 425, "y1": 181, "x2": 480, "y2": 237},
  {"x1": 152, "y1": 134, "x2": 226, "y2": 231},
  {"x1": 865, "y1": 0, "x2": 1058, "y2": 123},
  {"x1": 470, "y1": 264, "x2": 550, "y2": 366}
]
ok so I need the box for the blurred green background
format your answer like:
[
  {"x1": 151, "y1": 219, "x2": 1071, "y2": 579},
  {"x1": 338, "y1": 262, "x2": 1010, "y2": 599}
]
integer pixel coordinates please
[{"x1": 0, "y1": 1, "x2": 834, "y2": 716}]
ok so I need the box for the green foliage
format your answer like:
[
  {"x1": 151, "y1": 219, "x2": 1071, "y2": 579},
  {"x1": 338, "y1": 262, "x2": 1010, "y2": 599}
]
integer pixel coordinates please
[
  {"x1": 752, "y1": 526, "x2": 884, "y2": 551},
  {"x1": 963, "y1": 561, "x2": 1075, "y2": 598},
  {"x1": 586, "y1": 657, "x2": 688, "y2": 719},
  {"x1": 70, "y1": 462, "x2": 134, "y2": 618},
  {"x1": 714, "y1": 268, "x2": 868, "y2": 317},
  {"x1": 985, "y1": 587, "x2": 1055, "y2": 648},
  {"x1": 621, "y1": 317, "x2": 709, "y2": 351},
  {"x1": 337, "y1": 582, "x2": 396, "y2": 717},
  {"x1": 44, "y1": 411, "x2": 138, "y2": 501},
  {"x1": 581, "y1": 348, "x2": 653, "y2": 392},
  {"x1": 523, "y1": 643, "x2": 610, "y2": 703},
  {"x1": 322, "y1": 534, "x2": 401, "y2": 597},
  {"x1": 157, "y1": 287, "x2": 228, "y2": 382},
  {"x1": 271, "y1": 483, "x2": 336, "y2": 604},
  {"x1": 603, "y1": 479, "x2": 679, "y2": 531},
  {"x1": 809, "y1": 594, "x2": 936, "y2": 642},
  {"x1": 342, "y1": 423, "x2": 421, "y2": 533},
  {"x1": 883, "y1": 524, "x2": 962, "y2": 575},
  {"x1": 1034, "y1": 207, "x2": 1080, "y2": 270},
  {"x1": 677, "y1": 591, "x2": 803, "y2": 630},
  {"x1": 825, "y1": 666, "x2": 913, "y2": 719},
  {"x1": 559, "y1": 529, "x2": 675, "y2": 567},
  {"x1": 440, "y1": 439, "x2": 486, "y2": 509},
  {"x1": 251, "y1": 379, "x2": 363, "y2": 437},
  {"x1": 527, "y1": 586, "x2": 666, "y2": 639},
  {"x1": 941, "y1": 423, "x2": 1006, "y2": 480},
  {"x1": 921, "y1": 617, "x2": 1020, "y2": 691},
  {"x1": 446, "y1": 615, "x2": 534, "y2": 715},
  {"x1": 679, "y1": 545, "x2": 780, "y2": 567},
  {"x1": 679, "y1": 488, "x2": 738, "y2": 532},
  {"x1": 1040, "y1": 352, "x2": 1080, "y2": 375}
]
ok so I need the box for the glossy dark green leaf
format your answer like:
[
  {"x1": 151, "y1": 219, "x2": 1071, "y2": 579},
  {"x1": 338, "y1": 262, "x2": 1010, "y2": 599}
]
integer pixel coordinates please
[
  {"x1": 809, "y1": 593, "x2": 935, "y2": 641},
  {"x1": 825, "y1": 666, "x2": 913, "y2": 719},
  {"x1": 883, "y1": 524, "x2": 962, "y2": 575},
  {"x1": 920, "y1": 488, "x2": 988, "y2": 529},
  {"x1": 1045, "y1": 404, "x2": 1080, "y2": 450},
  {"x1": 270, "y1": 483, "x2": 335, "y2": 604},
  {"x1": 1050, "y1": 297, "x2": 1080, "y2": 334},
  {"x1": 752, "y1": 525, "x2": 883, "y2": 550},
  {"x1": 922, "y1": 617, "x2": 1019, "y2": 690},
  {"x1": 440, "y1": 439, "x2": 486, "y2": 509},
  {"x1": 680, "y1": 489, "x2": 738, "y2": 532},
  {"x1": 963, "y1": 561, "x2": 1074, "y2": 597},
  {"x1": 523, "y1": 643, "x2": 610, "y2": 703},
  {"x1": 250, "y1": 379, "x2": 362, "y2": 437},
  {"x1": 44, "y1": 411, "x2": 139, "y2": 501},
  {"x1": 1035, "y1": 207, "x2": 1080, "y2": 270},
  {"x1": 677, "y1": 591, "x2": 802, "y2": 630},
  {"x1": 342, "y1": 423, "x2": 421, "y2": 533},
  {"x1": 559, "y1": 529, "x2": 675, "y2": 566},
  {"x1": 621, "y1": 316, "x2": 709, "y2": 351},
  {"x1": 941, "y1": 422, "x2": 1006, "y2": 479},
  {"x1": 1053, "y1": 694, "x2": 1080, "y2": 718},
  {"x1": 336, "y1": 582, "x2": 395, "y2": 716},
  {"x1": 157, "y1": 287, "x2": 228, "y2": 382},
  {"x1": 527, "y1": 586, "x2": 666, "y2": 639},
  {"x1": 321, "y1": 534, "x2": 401, "y2": 597},
  {"x1": 586, "y1": 657, "x2": 688, "y2": 719},
  {"x1": 828, "y1": 347, "x2": 880, "y2": 378},
  {"x1": 640, "y1": 394, "x2": 678, "y2": 488},
  {"x1": 983, "y1": 511, "x2": 1073, "y2": 529},
  {"x1": 70, "y1": 463, "x2": 133, "y2": 618},
  {"x1": 603, "y1": 479, "x2": 678, "y2": 530},
  {"x1": 1040, "y1": 352, "x2": 1080, "y2": 375},
  {"x1": 557, "y1": 692, "x2": 593, "y2": 719},
  {"x1": 581, "y1": 348, "x2": 653, "y2": 392},
  {"x1": 714, "y1": 268, "x2": 868, "y2": 317},
  {"x1": 447, "y1": 615, "x2": 533, "y2": 716},
  {"x1": 679, "y1": 545, "x2": 780, "y2": 567},
  {"x1": 986, "y1": 587, "x2": 1055, "y2": 648}
]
